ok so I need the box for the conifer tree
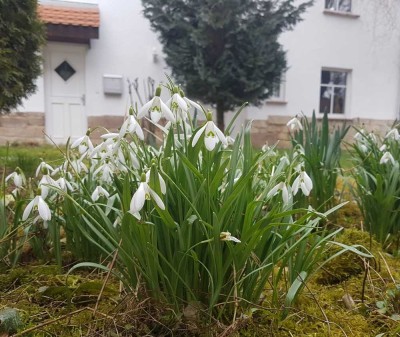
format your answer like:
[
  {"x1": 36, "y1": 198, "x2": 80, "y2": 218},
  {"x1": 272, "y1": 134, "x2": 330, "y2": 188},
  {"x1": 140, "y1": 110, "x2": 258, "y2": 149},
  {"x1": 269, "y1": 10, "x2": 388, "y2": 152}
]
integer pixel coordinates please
[
  {"x1": 142, "y1": 0, "x2": 312, "y2": 129},
  {"x1": 0, "y1": 0, "x2": 44, "y2": 113}
]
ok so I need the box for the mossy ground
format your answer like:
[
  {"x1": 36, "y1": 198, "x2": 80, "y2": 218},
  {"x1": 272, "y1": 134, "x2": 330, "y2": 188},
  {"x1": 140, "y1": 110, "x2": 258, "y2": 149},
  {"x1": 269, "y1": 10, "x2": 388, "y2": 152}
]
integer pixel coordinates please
[{"x1": 1, "y1": 186, "x2": 400, "y2": 335}]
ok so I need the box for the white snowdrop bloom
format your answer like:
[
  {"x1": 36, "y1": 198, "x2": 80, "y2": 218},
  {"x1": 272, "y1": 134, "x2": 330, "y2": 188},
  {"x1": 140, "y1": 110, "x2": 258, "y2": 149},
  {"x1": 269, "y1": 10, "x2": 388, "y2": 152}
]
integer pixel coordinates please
[
  {"x1": 36, "y1": 161, "x2": 54, "y2": 177},
  {"x1": 192, "y1": 113, "x2": 228, "y2": 151},
  {"x1": 39, "y1": 175, "x2": 59, "y2": 199},
  {"x1": 94, "y1": 161, "x2": 114, "y2": 183},
  {"x1": 6, "y1": 169, "x2": 25, "y2": 188},
  {"x1": 220, "y1": 231, "x2": 241, "y2": 243},
  {"x1": 267, "y1": 182, "x2": 290, "y2": 205},
  {"x1": 183, "y1": 96, "x2": 202, "y2": 112},
  {"x1": 119, "y1": 113, "x2": 144, "y2": 140},
  {"x1": 286, "y1": 116, "x2": 303, "y2": 131},
  {"x1": 353, "y1": 129, "x2": 366, "y2": 141},
  {"x1": 70, "y1": 158, "x2": 88, "y2": 174},
  {"x1": 91, "y1": 186, "x2": 110, "y2": 202},
  {"x1": 145, "y1": 170, "x2": 166, "y2": 194},
  {"x1": 56, "y1": 176, "x2": 73, "y2": 192},
  {"x1": 385, "y1": 128, "x2": 400, "y2": 141},
  {"x1": 22, "y1": 195, "x2": 51, "y2": 222},
  {"x1": 71, "y1": 132, "x2": 94, "y2": 155},
  {"x1": 130, "y1": 174, "x2": 165, "y2": 217},
  {"x1": 380, "y1": 151, "x2": 396, "y2": 165},
  {"x1": 137, "y1": 87, "x2": 175, "y2": 123},
  {"x1": 379, "y1": 144, "x2": 387, "y2": 152},
  {"x1": 292, "y1": 170, "x2": 313, "y2": 197},
  {"x1": 167, "y1": 92, "x2": 189, "y2": 122}
]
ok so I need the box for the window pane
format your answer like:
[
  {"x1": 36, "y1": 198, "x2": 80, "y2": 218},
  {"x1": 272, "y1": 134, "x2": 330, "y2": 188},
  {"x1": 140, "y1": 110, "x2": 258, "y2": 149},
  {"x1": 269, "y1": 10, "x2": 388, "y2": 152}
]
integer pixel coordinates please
[
  {"x1": 333, "y1": 87, "x2": 346, "y2": 114},
  {"x1": 325, "y1": 0, "x2": 335, "y2": 10},
  {"x1": 320, "y1": 86, "x2": 332, "y2": 113},
  {"x1": 338, "y1": 0, "x2": 351, "y2": 12},
  {"x1": 321, "y1": 70, "x2": 332, "y2": 85},
  {"x1": 331, "y1": 71, "x2": 347, "y2": 85}
]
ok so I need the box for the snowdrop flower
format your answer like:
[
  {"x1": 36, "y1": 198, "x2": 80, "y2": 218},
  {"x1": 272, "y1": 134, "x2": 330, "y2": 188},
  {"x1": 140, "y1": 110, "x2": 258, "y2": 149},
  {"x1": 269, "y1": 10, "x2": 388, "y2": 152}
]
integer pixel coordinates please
[
  {"x1": 91, "y1": 186, "x2": 110, "y2": 202},
  {"x1": 145, "y1": 170, "x2": 166, "y2": 194},
  {"x1": 137, "y1": 87, "x2": 175, "y2": 123},
  {"x1": 267, "y1": 182, "x2": 290, "y2": 205},
  {"x1": 353, "y1": 129, "x2": 366, "y2": 142},
  {"x1": 192, "y1": 112, "x2": 228, "y2": 151},
  {"x1": 292, "y1": 169, "x2": 313, "y2": 197},
  {"x1": 220, "y1": 231, "x2": 241, "y2": 243},
  {"x1": 286, "y1": 116, "x2": 303, "y2": 131},
  {"x1": 380, "y1": 151, "x2": 396, "y2": 165},
  {"x1": 36, "y1": 161, "x2": 54, "y2": 177},
  {"x1": 379, "y1": 144, "x2": 387, "y2": 152},
  {"x1": 93, "y1": 161, "x2": 114, "y2": 183},
  {"x1": 56, "y1": 176, "x2": 73, "y2": 192},
  {"x1": 71, "y1": 130, "x2": 94, "y2": 155},
  {"x1": 166, "y1": 91, "x2": 189, "y2": 122},
  {"x1": 39, "y1": 174, "x2": 59, "y2": 199},
  {"x1": 119, "y1": 108, "x2": 144, "y2": 140},
  {"x1": 22, "y1": 194, "x2": 51, "y2": 222},
  {"x1": 129, "y1": 173, "x2": 165, "y2": 219},
  {"x1": 6, "y1": 168, "x2": 25, "y2": 188},
  {"x1": 385, "y1": 128, "x2": 400, "y2": 141}
]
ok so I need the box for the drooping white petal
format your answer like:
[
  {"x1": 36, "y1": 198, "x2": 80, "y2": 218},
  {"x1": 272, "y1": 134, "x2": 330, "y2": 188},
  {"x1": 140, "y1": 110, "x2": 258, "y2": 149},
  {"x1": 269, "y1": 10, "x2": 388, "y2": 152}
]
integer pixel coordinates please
[
  {"x1": 138, "y1": 98, "x2": 155, "y2": 118},
  {"x1": 14, "y1": 174, "x2": 23, "y2": 188},
  {"x1": 160, "y1": 100, "x2": 175, "y2": 122},
  {"x1": 175, "y1": 94, "x2": 189, "y2": 112},
  {"x1": 282, "y1": 184, "x2": 289, "y2": 205},
  {"x1": 191, "y1": 123, "x2": 208, "y2": 147},
  {"x1": 130, "y1": 183, "x2": 146, "y2": 213},
  {"x1": 22, "y1": 198, "x2": 37, "y2": 221},
  {"x1": 267, "y1": 182, "x2": 282, "y2": 199},
  {"x1": 302, "y1": 172, "x2": 313, "y2": 192},
  {"x1": 38, "y1": 197, "x2": 51, "y2": 221},
  {"x1": 300, "y1": 182, "x2": 310, "y2": 196},
  {"x1": 184, "y1": 97, "x2": 202, "y2": 112},
  {"x1": 148, "y1": 188, "x2": 165, "y2": 210},
  {"x1": 292, "y1": 176, "x2": 300, "y2": 196},
  {"x1": 135, "y1": 124, "x2": 144, "y2": 140},
  {"x1": 214, "y1": 124, "x2": 228, "y2": 146},
  {"x1": 159, "y1": 174, "x2": 166, "y2": 194},
  {"x1": 71, "y1": 136, "x2": 85, "y2": 149}
]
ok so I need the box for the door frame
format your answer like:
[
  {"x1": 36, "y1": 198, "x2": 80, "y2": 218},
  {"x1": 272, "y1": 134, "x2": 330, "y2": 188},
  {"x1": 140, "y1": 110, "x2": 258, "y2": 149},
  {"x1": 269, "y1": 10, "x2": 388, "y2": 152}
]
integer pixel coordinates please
[{"x1": 43, "y1": 42, "x2": 88, "y2": 144}]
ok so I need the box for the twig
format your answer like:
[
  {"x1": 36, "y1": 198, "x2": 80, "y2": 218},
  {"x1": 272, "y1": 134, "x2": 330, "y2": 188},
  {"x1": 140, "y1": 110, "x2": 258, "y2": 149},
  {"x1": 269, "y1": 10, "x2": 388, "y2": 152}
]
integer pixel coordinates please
[{"x1": 378, "y1": 251, "x2": 396, "y2": 284}]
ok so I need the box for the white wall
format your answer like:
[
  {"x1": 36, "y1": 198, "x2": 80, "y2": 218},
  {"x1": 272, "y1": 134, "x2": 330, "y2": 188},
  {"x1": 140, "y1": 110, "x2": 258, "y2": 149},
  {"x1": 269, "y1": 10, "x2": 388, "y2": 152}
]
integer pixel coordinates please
[
  {"x1": 248, "y1": 0, "x2": 400, "y2": 121},
  {"x1": 85, "y1": 0, "x2": 168, "y2": 117},
  {"x1": 20, "y1": 0, "x2": 400, "y2": 124}
]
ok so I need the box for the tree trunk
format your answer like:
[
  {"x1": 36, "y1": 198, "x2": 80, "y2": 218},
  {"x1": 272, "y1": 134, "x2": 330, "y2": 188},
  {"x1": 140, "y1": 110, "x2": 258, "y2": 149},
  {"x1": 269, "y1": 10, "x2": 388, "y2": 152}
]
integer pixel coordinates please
[{"x1": 216, "y1": 101, "x2": 225, "y2": 132}]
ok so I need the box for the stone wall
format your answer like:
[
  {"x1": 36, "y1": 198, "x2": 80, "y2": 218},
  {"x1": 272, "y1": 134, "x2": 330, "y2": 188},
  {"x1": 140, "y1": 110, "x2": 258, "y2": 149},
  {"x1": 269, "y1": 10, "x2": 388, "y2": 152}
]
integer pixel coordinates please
[
  {"x1": 250, "y1": 116, "x2": 395, "y2": 148},
  {"x1": 0, "y1": 113, "x2": 395, "y2": 148},
  {"x1": 0, "y1": 113, "x2": 45, "y2": 145}
]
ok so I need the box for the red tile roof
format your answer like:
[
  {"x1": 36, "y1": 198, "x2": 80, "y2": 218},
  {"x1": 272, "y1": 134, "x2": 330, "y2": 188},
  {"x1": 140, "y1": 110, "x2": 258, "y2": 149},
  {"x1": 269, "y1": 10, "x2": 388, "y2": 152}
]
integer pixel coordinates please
[{"x1": 38, "y1": 4, "x2": 100, "y2": 28}]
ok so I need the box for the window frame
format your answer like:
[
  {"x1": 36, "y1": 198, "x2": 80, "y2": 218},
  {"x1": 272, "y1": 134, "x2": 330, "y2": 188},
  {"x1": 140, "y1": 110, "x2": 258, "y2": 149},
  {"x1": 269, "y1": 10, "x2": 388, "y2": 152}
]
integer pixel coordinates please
[
  {"x1": 325, "y1": 0, "x2": 352, "y2": 13},
  {"x1": 267, "y1": 73, "x2": 287, "y2": 104},
  {"x1": 319, "y1": 68, "x2": 351, "y2": 118}
]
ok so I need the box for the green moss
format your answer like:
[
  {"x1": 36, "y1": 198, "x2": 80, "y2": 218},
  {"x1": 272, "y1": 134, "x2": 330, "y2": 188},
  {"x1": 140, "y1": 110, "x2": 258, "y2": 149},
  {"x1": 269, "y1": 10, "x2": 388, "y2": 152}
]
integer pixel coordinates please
[{"x1": 316, "y1": 229, "x2": 379, "y2": 285}]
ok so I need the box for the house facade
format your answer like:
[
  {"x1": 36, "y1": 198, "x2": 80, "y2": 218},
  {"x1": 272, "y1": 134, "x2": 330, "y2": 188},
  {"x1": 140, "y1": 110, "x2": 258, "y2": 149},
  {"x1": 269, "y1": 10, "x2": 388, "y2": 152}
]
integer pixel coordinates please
[{"x1": 1, "y1": 0, "x2": 400, "y2": 146}]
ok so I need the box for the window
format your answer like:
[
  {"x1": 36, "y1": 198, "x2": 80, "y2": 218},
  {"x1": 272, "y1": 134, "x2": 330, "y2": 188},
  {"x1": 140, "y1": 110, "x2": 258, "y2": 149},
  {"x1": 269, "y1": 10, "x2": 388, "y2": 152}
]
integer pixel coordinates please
[
  {"x1": 325, "y1": 0, "x2": 351, "y2": 12},
  {"x1": 319, "y1": 70, "x2": 348, "y2": 115},
  {"x1": 268, "y1": 73, "x2": 286, "y2": 102}
]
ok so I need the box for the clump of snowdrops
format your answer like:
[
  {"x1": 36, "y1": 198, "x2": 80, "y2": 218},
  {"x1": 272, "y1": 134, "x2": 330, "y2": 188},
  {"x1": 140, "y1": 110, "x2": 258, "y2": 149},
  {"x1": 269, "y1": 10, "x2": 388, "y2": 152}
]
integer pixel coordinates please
[
  {"x1": 4, "y1": 83, "x2": 368, "y2": 324},
  {"x1": 287, "y1": 111, "x2": 349, "y2": 212},
  {"x1": 352, "y1": 126, "x2": 400, "y2": 253}
]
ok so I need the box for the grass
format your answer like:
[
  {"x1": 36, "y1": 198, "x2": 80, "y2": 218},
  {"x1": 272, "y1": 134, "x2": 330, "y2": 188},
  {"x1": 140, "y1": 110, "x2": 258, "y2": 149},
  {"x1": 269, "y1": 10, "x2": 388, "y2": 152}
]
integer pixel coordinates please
[{"x1": 0, "y1": 144, "x2": 63, "y2": 178}]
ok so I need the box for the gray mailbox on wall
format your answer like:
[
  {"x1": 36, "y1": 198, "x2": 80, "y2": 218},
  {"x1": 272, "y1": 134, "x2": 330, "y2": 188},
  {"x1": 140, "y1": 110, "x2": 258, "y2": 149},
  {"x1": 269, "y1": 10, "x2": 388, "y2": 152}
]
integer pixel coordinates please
[{"x1": 103, "y1": 74, "x2": 123, "y2": 95}]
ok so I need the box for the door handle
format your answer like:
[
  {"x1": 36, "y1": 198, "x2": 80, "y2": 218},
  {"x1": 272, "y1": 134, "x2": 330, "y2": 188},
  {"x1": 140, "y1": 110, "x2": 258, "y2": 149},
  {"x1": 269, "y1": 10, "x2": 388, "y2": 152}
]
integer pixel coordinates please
[{"x1": 81, "y1": 94, "x2": 86, "y2": 106}]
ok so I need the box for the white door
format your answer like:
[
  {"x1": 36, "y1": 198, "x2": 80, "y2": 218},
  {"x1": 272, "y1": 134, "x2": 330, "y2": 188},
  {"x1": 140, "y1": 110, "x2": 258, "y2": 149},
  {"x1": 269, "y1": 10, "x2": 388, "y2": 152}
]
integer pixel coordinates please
[{"x1": 44, "y1": 43, "x2": 87, "y2": 144}]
